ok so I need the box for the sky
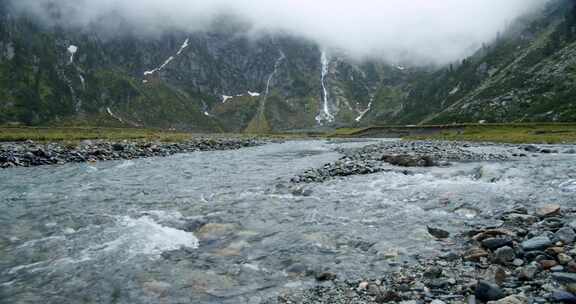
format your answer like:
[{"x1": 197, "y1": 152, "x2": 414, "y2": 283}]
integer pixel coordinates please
[{"x1": 8, "y1": 0, "x2": 551, "y2": 65}]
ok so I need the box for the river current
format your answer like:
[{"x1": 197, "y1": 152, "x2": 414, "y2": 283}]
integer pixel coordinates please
[{"x1": 1, "y1": 140, "x2": 575, "y2": 303}]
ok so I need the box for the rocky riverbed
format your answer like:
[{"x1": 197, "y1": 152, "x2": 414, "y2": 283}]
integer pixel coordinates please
[
  {"x1": 291, "y1": 141, "x2": 574, "y2": 183},
  {"x1": 0, "y1": 137, "x2": 265, "y2": 168},
  {"x1": 271, "y1": 204, "x2": 576, "y2": 304}
]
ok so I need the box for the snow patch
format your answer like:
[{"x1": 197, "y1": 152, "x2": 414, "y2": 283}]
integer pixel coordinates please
[
  {"x1": 143, "y1": 38, "x2": 189, "y2": 78},
  {"x1": 449, "y1": 84, "x2": 460, "y2": 95},
  {"x1": 355, "y1": 99, "x2": 373, "y2": 122},
  {"x1": 222, "y1": 95, "x2": 233, "y2": 103}
]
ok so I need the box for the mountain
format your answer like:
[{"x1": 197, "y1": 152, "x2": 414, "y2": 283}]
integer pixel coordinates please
[
  {"x1": 367, "y1": 0, "x2": 576, "y2": 125},
  {"x1": 0, "y1": 0, "x2": 575, "y2": 132}
]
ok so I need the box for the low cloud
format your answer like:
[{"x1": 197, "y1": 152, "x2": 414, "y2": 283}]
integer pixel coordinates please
[{"x1": 8, "y1": 0, "x2": 551, "y2": 65}]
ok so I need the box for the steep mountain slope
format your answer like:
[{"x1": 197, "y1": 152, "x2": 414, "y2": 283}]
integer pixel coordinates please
[
  {"x1": 366, "y1": 0, "x2": 576, "y2": 125},
  {"x1": 0, "y1": 0, "x2": 400, "y2": 132},
  {"x1": 0, "y1": 0, "x2": 575, "y2": 132}
]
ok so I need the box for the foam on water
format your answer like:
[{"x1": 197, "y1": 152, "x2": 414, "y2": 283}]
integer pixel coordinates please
[{"x1": 97, "y1": 215, "x2": 199, "y2": 258}]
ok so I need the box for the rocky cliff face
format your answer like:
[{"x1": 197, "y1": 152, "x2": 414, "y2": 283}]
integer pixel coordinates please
[{"x1": 0, "y1": 0, "x2": 575, "y2": 131}]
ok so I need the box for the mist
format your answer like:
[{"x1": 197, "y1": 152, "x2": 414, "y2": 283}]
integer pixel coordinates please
[{"x1": 8, "y1": 0, "x2": 551, "y2": 65}]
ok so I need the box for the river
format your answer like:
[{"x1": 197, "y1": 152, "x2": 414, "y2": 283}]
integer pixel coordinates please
[{"x1": 1, "y1": 139, "x2": 575, "y2": 303}]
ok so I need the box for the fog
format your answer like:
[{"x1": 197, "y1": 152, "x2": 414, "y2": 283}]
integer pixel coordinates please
[{"x1": 8, "y1": 0, "x2": 551, "y2": 65}]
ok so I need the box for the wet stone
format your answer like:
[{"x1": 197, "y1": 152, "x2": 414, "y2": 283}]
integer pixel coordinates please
[
  {"x1": 482, "y1": 237, "x2": 513, "y2": 250},
  {"x1": 559, "y1": 253, "x2": 573, "y2": 265},
  {"x1": 540, "y1": 260, "x2": 558, "y2": 270},
  {"x1": 556, "y1": 227, "x2": 576, "y2": 244},
  {"x1": 427, "y1": 226, "x2": 450, "y2": 239},
  {"x1": 521, "y1": 236, "x2": 554, "y2": 251},
  {"x1": 551, "y1": 290, "x2": 576, "y2": 303},
  {"x1": 487, "y1": 295, "x2": 528, "y2": 304},
  {"x1": 475, "y1": 280, "x2": 505, "y2": 302},
  {"x1": 536, "y1": 204, "x2": 561, "y2": 218},
  {"x1": 518, "y1": 263, "x2": 540, "y2": 281},
  {"x1": 494, "y1": 246, "x2": 516, "y2": 264}
]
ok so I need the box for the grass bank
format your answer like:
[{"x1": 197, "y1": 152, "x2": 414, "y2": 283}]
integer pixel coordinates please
[
  {"x1": 406, "y1": 123, "x2": 576, "y2": 144},
  {"x1": 0, "y1": 126, "x2": 196, "y2": 142}
]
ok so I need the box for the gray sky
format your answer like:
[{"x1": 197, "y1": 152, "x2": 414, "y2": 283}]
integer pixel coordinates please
[{"x1": 10, "y1": 0, "x2": 550, "y2": 65}]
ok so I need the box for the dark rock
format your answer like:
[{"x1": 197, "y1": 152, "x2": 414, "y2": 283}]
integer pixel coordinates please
[
  {"x1": 556, "y1": 227, "x2": 576, "y2": 244},
  {"x1": 552, "y1": 272, "x2": 576, "y2": 285},
  {"x1": 567, "y1": 261, "x2": 576, "y2": 273},
  {"x1": 112, "y1": 143, "x2": 125, "y2": 151},
  {"x1": 524, "y1": 145, "x2": 539, "y2": 153},
  {"x1": 375, "y1": 290, "x2": 401, "y2": 303},
  {"x1": 475, "y1": 280, "x2": 505, "y2": 302},
  {"x1": 427, "y1": 226, "x2": 450, "y2": 239},
  {"x1": 482, "y1": 237, "x2": 513, "y2": 250},
  {"x1": 494, "y1": 246, "x2": 516, "y2": 264},
  {"x1": 551, "y1": 290, "x2": 576, "y2": 303},
  {"x1": 518, "y1": 263, "x2": 540, "y2": 281},
  {"x1": 381, "y1": 154, "x2": 436, "y2": 167},
  {"x1": 521, "y1": 236, "x2": 554, "y2": 251},
  {"x1": 314, "y1": 271, "x2": 337, "y2": 282}
]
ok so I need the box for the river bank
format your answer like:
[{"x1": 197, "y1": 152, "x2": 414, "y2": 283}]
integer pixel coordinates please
[
  {"x1": 291, "y1": 140, "x2": 575, "y2": 183},
  {"x1": 0, "y1": 137, "x2": 265, "y2": 168},
  {"x1": 273, "y1": 204, "x2": 576, "y2": 304}
]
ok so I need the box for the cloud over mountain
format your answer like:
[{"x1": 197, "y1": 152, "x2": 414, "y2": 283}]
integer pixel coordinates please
[{"x1": 8, "y1": 0, "x2": 551, "y2": 65}]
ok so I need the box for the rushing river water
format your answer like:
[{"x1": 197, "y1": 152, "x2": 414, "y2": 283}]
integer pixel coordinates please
[{"x1": 1, "y1": 140, "x2": 576, "y2": 304}]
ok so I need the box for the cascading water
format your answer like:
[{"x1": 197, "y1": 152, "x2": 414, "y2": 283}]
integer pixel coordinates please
[
  {"x1": 316, "y1": 51, "x2": 335, "y2": 125},
  {"x1": 265, "y1": 50, "x2": 286, "y2": 97},
  {"x1": 355, "y1": 97, "x2": 374, "y2": 122}
]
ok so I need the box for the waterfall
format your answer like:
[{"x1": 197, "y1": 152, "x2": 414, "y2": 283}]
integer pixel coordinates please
[
  {"x1": 265, "y1": 50, "x2": 286, "y2": 97},
  {"x1": 315, "y1": 51, "x2": 334, "y2": 125}
]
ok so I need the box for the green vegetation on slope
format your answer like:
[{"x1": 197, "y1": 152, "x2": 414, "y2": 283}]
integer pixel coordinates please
[
  {"x1": 408, "y1": 123, "x2": 576, "y2": 144},
  {"x1": 0, "y1": 126, "x2": 196, "y2": 142}
]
